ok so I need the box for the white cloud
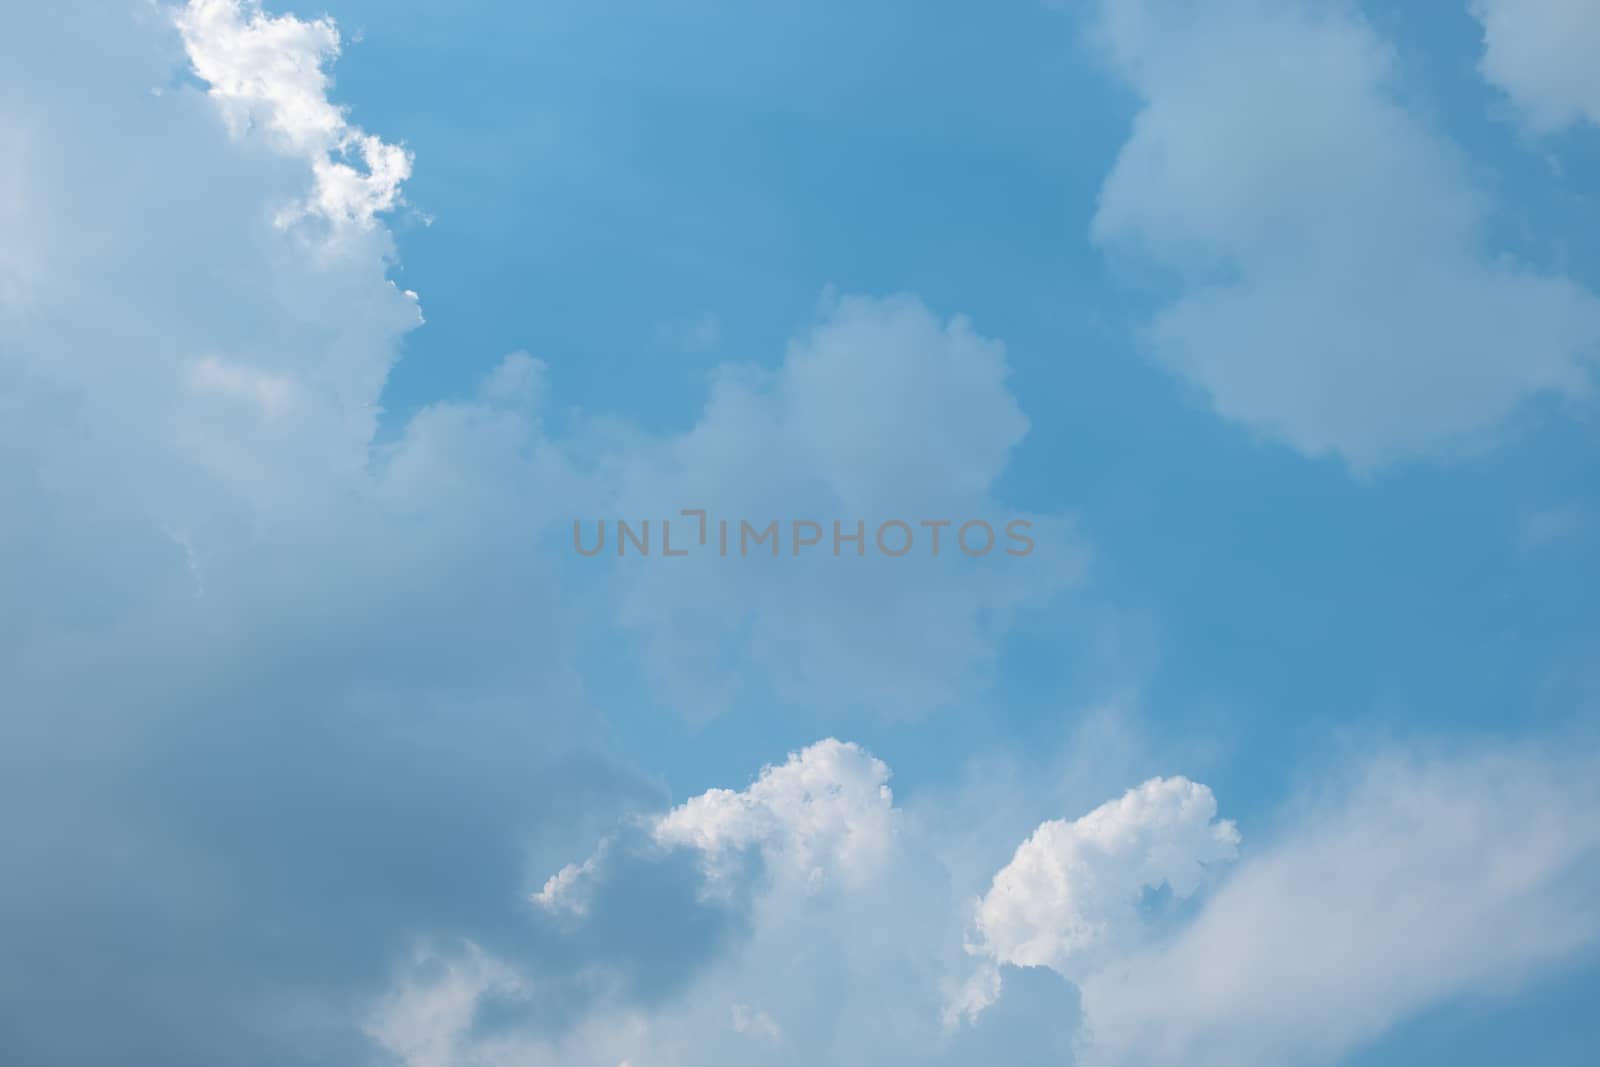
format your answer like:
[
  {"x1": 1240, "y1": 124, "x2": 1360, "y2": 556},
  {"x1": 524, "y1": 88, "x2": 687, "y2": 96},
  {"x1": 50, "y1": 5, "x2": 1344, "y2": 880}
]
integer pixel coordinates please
[
  {"x1": 1087, "y1": 0, "x2": 1600, "y2": 468},
  {"x1": 175, "y1": 0, "x2": 412, "y2": 228},
  {"x1": 953, "y1": 776, "x2": 1239, "y2": 1024},
  {"x1": 536, "y1": 739, "x2": 899, "y2": 915},
  {"x1": 971, "y1": 776, "x2": 1239, "y2": 973},
  {"x1": 1076, "y1": 745, "x2": 1600, "y2": 1067},
  {"x1": 653, "y1": 738, "x2": 899, "y2": 892},
  {"x1": 533, "y1": 851, "x2": 608, "y2": 918},
  {"x1": 1473, "y1": 0, "x2": 1600, "y2": 133}
]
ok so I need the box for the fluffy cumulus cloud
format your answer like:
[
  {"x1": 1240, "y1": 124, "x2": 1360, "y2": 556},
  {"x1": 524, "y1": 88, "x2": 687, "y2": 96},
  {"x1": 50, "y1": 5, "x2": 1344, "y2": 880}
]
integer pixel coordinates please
[
  {"x1": 649, "y1": 738, "x2": 898, "y2": 892},
  {"x1": 532, "y1": 739, "x2": 898, "y2": 921},
  {"x1": 952, "y1": 776, "x2": 1240, "y2": 1025},
  {"x1": 583, "y1": 290, "x2": 1086, "y2": 720},
  {"x1": 1085, "y1": 0, "x2": 1600, "y2": 468},
  {"x1": 1473, "y1": 0, "x2": 1600, "y2": 132}
]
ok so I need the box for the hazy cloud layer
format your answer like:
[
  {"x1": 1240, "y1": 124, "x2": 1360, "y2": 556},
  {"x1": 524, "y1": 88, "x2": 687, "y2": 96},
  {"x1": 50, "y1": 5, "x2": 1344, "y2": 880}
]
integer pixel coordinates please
[
  {"x1": 1086, "y1": 0, "x2": 1600, "y2": 468},
  {"x1": 584, "y1": 291, "x2": 1085, "y2": 720}
]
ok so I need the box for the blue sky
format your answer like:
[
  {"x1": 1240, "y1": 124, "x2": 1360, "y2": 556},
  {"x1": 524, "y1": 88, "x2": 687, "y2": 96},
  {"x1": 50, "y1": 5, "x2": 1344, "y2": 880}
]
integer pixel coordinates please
[{"x1": 3, "y1": 1, "x2": 1600, "y2": 1065}]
